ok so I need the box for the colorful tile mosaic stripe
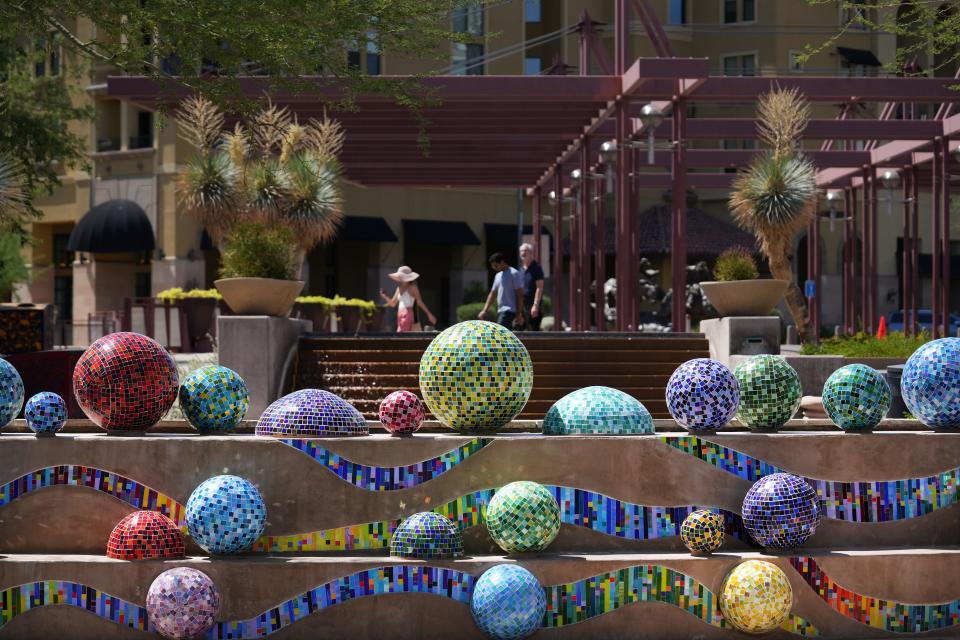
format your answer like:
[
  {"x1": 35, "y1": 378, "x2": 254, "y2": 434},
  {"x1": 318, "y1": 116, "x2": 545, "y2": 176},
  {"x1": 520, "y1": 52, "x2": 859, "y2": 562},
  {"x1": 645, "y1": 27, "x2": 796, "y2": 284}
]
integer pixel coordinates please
[
  {"x1": 661, "y1": 436, "x2": 960, "y2": 522},
  {"x1": 790, "y1": 556, "x2": 960, "y2": 633},
  {"x1": 0, "y1": 580, "x2": 149, "y2": 632}
]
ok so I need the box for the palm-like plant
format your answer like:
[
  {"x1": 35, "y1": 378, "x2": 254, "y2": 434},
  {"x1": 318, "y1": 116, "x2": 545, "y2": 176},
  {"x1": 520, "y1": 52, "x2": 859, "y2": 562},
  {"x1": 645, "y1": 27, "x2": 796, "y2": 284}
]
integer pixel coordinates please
[{"x1": 0, "y1": 154, "x2": 31, "y2": 233}]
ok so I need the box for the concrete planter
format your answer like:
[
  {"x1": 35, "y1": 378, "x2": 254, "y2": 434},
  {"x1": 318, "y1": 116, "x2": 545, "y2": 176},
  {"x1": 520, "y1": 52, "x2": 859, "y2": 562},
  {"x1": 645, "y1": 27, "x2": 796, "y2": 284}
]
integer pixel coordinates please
[
  {"x1": 215, "y1": 278, "x2": 304, "y2": 317},
  {"x1": 178, "y1": 298, "x2": 217, "y2": 352},
  {"x1": 700, "y1": 279, "x2": 789, "y2": 316}
]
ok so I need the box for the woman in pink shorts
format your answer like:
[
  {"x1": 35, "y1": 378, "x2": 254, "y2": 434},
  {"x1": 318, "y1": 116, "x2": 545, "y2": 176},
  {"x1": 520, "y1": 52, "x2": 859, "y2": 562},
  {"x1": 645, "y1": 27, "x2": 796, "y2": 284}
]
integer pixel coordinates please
[{"x1": 379, "y1": 266, "x2": 437, "y2": 332}]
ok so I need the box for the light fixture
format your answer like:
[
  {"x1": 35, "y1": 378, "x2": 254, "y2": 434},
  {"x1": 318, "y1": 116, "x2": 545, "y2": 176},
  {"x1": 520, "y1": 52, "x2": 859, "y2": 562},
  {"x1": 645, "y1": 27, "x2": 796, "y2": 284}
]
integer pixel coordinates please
[
  {"x1": 881, "y1": 169, "x2": 900, "y2": 216},
  {"x1": 638, "y1": 103, "x2": 664, "y2": 165},
  {"x1": 599, "y1": 140, "x2": 617, "y2": 194},
  {"x1": 547, "y1": 189, "x2": 575, "y2": 206},
  {"x1": 570, "y1": 168, "x2": 582, "y2": 188},
  {"x1": 825, "y1": 189, "x2": 841, "y2": 232},
  {"x1": 953, "y1": 142, "x2": 960, "y2": 164}
]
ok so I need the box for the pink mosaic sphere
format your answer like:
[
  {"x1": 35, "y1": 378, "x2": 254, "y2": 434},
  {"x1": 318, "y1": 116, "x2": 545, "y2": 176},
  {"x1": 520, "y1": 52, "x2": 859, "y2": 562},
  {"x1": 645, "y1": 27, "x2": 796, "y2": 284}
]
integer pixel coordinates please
[
  {"x1": 146, "y1": 567, "x2": 220, "y2": 640},
  {"x1": 379, "y1": 390, "x2": 425, "y2": 434}
]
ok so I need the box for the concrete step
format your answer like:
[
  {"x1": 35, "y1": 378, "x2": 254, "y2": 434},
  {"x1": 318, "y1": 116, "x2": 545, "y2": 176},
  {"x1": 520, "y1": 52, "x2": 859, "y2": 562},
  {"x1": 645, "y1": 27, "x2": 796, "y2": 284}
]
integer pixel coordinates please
[
  {"x1": 312, "y1": 349, "x2": 707, "y2": 363},
  {"x1": 301, "y1": 361, "x2": 684, "y2": 375},
  {"x1": 328, "y1": 386, "x2": 666, "y2": 402}
]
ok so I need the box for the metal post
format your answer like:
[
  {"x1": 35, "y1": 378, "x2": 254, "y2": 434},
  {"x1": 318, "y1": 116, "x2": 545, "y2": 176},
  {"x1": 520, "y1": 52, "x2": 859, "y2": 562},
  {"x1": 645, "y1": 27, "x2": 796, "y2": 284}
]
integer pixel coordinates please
[
  {"x1": 568, "y1": 173, "x2": 578, "y2": 331},
  {"x1": 553, "y1": 170, "x2": 564, "y2": 331},
  {"x1": 580, "y1": 139, "x2": 591, "y2": 330},
  {"x1": 578, "y1": 10, "x2": 590, "y2": 76},
  {"x1": 532, "y1": 186, "x2": 542, "y2": 263},
  {"x1": 902, "y1": 169, "x2": 912, "y2": 336},
  {"x1": 850, "y1": 187, "x2": 859, "y2": 334},
  {"x1": 516, "y1": 189, "x2": 524, "y2": 269},
  {"x1": 629, "y1": 145, "x2": 640, "y2": 331},
  {"x1": 932, "y1": 139, "x2": 942, "y2": 338},
  {"x1": 806, "y1": 220, "x2": 815, "y2": 337},
  {"x1": 940, "y1": 136, "x2": 951, "y2": 337},
  {"x1": 860, "y1": 168, "x2": 870, "y2": 333},
  {"x1": 869, "y1": 168, "x2": 878, "y2": 334},
  {"x1": 671, "y1": 98, "x2": 688, "y2": 333},
  {"x1": 615, "y1": 100, "x2": 631, "y2": 331},
  {"x1": 812, "y1": 210, "x2": 821, "y2": 341},
  {"x1": 615, "y1": 0, "x2": 629, "y2": 75},
  {"x1": 843, "y1": 189, "x2": 853, "y2": 335},
  {"x1": 911, "y1": 164, "x2": 920, "y2": 335},
  {"x1": 594, "y1": 176, "x2": 606, "y2": 332}
]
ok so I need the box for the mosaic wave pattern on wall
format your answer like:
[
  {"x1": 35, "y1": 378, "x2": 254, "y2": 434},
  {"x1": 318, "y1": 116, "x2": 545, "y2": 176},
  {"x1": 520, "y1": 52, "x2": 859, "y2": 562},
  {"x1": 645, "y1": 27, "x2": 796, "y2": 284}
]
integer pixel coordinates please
[{"x1": 0, "y1": 580, "x2": 150, "y2": 632}]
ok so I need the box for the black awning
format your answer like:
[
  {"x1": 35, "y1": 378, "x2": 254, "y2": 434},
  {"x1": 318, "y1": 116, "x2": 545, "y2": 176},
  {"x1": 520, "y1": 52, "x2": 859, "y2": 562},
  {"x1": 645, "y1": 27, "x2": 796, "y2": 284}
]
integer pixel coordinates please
[
  {"x1": 67, "y1": 199, "x2": 155, "y2": 253},
  {"x1": 837, "y1": 47, "x2": 882, "y2": 66},
  {"x1": 403, "y1": 219, "x2": 481, "y2": 245},
  {"x1": 340, "y1": 216, "x2": 398, "y2": 242}
]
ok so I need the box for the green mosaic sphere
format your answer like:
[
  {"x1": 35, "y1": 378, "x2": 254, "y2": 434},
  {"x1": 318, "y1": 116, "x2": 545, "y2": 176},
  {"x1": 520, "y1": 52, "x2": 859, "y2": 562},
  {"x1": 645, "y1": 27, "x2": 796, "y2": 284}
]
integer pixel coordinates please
[
  {"x1": 389, "y1": 512, "x2": 464, "y2": 559},
  {"x1": 486, "y1": 481, "x2": 560, "y2": 553},
  {"x1": 179, "y1": 365, "x2": 249, "y2": 432},
  {"x1": 733, "y1": 355, "x2": 802, "y2": 430},
  {"x1": 822, "y1": 364, "x2": 891, "y2": 431},
  {"x1": 419, "y1": 321, "x2": 533, "y2": 431},
  {"x1": 542, "y1": 386, "x2": 654, "y2": 435}
]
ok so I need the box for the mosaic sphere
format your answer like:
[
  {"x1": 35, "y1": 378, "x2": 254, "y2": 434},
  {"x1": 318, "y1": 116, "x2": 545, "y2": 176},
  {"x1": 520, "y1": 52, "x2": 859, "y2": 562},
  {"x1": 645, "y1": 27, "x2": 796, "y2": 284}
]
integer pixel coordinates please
[
  {"x1": 72, "y1": 332, "x2": 178, "y2": 431},
  {"x1": 822, "y1": 364, "x2": 891, "y2": 431},
  {"x1": 901, "y1": 338, "x2": 960, "y2": 429},
  {"x1": 146, "y1": 567, "x2": 220, "y2": 640},
  {"x1": 733, "y1": 355, "x2": 802, "y2": 430},
  {"x1": 742, "y1": 473, "x2": 821, "y2": 548},
  {"x1": 379, "y1": 390, "x2": 425, "y2": 435},
  {"x1": 542, "y1": 386, "x2": 654, "y2": 435},
  {"x1": 185, "y1": 475, "x2": 266, "y2": 554},
  {"x1": 256, "y1": 388, "x2": 367, "y2": 437},
  {"x1": 680, "y1": 509, "x2": 725, "y2": 554},
  {"x1": 471, "y1": 564, "x2": 545, "y2": 640},
  {"x1": 389, "y1": 511, "x2": 463, "y2": 559},
  {"x1": 178, "y1": 365, "x2": 249, "y2": 433},
  {"x1": 0, "y1": 358, "x2": 24, "y2": 428},
  {"x1": 23, "y1": 391, "x2": 67, "y2": 435},
  {"x1": 419, "y1": 321, "x2": 533, "y2": 431},
  {"x1": 719, "y1": 560, "x2": 793, "y2": 634},
  {"x1": 666, "y1": 358, "x2": 740, "y2": 431},
  {"x1": 106, "y1": 511, "x2": 184, "y2": 560},
  {"x1": 486, "y1": 481, "x2": 560, "y2": 553}
]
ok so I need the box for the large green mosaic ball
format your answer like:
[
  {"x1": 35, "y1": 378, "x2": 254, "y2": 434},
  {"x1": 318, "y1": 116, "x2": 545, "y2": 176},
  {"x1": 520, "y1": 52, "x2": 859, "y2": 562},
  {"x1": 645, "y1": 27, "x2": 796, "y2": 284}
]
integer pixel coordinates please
[
  {"x1": 486, "y1": 481, "x2": 560, "y2": 553},
  {"x1": 179, "y1": 365, "x2": 249, "y2": 432},
  {"x1": 389, "y1": 512, "x2": 463, "y2": 559},
  {"x1": 733, "y1": 355, "x2": 802, "y2": 430},
  {"x1": 822, "y1": 364, "x2": 891, "y2": 431},
  {"x1": 542, "y1": 386, "x2": 654, "y2": 435},
  {"x1": 419, "y1": 321, "x2": 533, "y2": 431}
]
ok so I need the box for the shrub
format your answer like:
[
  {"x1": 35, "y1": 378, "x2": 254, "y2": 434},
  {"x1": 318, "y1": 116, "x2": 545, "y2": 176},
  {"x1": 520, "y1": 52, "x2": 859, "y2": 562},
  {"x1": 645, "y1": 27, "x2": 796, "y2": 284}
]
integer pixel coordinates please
[
  {"x1": 713, "y1": 247, "x2": 759, "y2": 282},
  {"x1": 156, "y1": 287, "x2": 222, "y2": 303},
  {"x1": 800, "y1": 331, "x2": 930, "y2": 358},
  {"x1": 219, "y1": 222, "x2": 298, "y2": 280},
  {"x1": 455, "y1": 296, "x2": 551, "y2": 323},
  {"x1": 296, "y1": 295, "x2": 376, "y2": 318}
]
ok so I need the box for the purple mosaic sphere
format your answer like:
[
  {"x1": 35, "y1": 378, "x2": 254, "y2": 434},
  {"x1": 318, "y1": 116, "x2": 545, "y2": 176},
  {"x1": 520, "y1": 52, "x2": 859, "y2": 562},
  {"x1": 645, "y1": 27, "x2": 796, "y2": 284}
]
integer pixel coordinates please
[
  {"x1": 146, "y1": 567, "x2": 220, "y2": 640},
  {"x1": 742, "y1": 473, "x2": 821, "y2": 548},
  {"x1": 901, "y1": 337, "x2": 960, "y2": 429},
  {"x1": 665, "y1": 358, "x2": 740, "y2": 431},
  {"x1": 255, "y1": 388, "x2": 368, "y2": 437}
]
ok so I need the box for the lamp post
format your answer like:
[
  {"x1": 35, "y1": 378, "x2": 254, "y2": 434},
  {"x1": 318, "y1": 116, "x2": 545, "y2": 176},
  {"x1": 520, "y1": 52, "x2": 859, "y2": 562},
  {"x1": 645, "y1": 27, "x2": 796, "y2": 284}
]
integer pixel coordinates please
[
  {"x1": 599, "y1": 140, "x2": 617, "y2": 193},
  {"x1": 638, "y1": 103, "x2": 664, "y2": 165},
  {"x1": 881, "y1": 169, "x2": 900, "y2": 217}
]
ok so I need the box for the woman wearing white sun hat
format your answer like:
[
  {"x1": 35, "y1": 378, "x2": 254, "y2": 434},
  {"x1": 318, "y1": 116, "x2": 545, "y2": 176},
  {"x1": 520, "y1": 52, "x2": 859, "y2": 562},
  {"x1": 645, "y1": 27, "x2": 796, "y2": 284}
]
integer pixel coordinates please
[{"x1": 380, "y1": 266, "x2": 437, "y2": 332}]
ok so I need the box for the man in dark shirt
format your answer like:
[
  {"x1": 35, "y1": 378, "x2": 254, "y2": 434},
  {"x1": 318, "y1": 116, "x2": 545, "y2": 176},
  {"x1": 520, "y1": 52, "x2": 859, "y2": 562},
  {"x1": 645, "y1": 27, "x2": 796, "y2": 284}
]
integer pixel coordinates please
[{"x1": 519, "y1": 243, "x2": 545, "y2": 330}]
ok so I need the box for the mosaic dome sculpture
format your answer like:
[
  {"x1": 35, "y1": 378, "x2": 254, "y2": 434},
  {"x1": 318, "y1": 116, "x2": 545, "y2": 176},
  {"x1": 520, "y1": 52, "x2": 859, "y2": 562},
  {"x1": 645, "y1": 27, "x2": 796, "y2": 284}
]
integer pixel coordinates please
[
  {"x1": 665, "y1": 358, "x2": 740, "y2": 431},
  {"x1": 146, "y1": 567, "x2": 220, "y2": 640},
  {"x1": 901, "y1": 337, "x2": 960, "y2": 429},
  {"x1": 185, "y1": 475, "x2": 266, "y2": 554},
  {"x1": 178, "y1": 365, "x2": 249, "y2": 433},
  {"x1": 742, "y1": 473, "x2": 821, "y2": 548},
  {"x1": 471, "y1": 564, "x2": 545, "y2": 640},
  {"x1": 822, "y1": 364, "x2": 891, "y2": 431},
  {"x1": 23, "y1": 391, "x2": 67, "y2": 435},
  {"x1": 719, "y1": 560, "x2": 793, "y2": 634},
  {"x1": 680, "y1": 509, "x2": 725, "y2": 554},
  {"x1": 486, "y1": 481, "x2": 560, "y2": 553},
  {"x1": 106, "y1": 511, "x2": 185, "y2": 560},
  {"x1": 256, "y1": 388, "x2": 367, "y2": 437},
  {"x1": 0, "y1": 358, "x2": 24, "y2": 428},
  {"x1": 379, "y1": 390, "x2": 426, "y2": 435},
  {"x1": 389, "y1": 512, "x2": 463, "y2": 559},
  {"x1": 72, "y1": 332, "x2": 178, "y2": 431},
  {"x1": 419, "y1": 321, "x2": 533, "y2": 431},
  {"x1": 733, "y1": 355, "x2": 802, "y2": 430},
  {"x1": 541, "y1": 386, "x2": 654, "y2": 435}
]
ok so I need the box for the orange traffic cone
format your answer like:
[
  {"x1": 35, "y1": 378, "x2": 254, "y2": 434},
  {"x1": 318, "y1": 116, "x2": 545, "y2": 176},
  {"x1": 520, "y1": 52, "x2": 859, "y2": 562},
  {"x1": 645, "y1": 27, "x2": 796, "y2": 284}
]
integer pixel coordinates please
[{"x1": 876, "y1": 315, "x2": 888, "y2": 339}]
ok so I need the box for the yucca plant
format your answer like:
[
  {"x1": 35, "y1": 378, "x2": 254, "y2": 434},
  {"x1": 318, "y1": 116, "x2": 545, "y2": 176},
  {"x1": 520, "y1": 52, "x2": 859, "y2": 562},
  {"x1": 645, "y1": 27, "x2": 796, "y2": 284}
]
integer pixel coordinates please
[{"x1": 0, "y1": 154, "x2": 31, "y2": 233}]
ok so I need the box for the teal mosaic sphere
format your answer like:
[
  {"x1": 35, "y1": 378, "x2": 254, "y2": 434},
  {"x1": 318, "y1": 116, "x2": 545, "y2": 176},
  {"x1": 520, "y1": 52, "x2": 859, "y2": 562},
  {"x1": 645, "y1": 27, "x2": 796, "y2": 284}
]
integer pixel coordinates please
[
  {"x1": 486, "y1": 481, "x2": 560, "y2": 553},
  {"x1": 733, "y1": 355, "x2": 802, "y2": 430},
  {"x1": 471, "y1": 564, "x2": 545, "y2": 640},
  {"x1": 389, "y1": 512, "x2": 463, "y2": 559},
  {"x1": 0, "y1": 358, "x2": 25, "y2": 428},
  {"x1": 822, "y1": 364, "x2": 891, "y2": 431},
  {"x1": 542, "y1": 386, "x2": 654, "y2": 435},
  {"x1": 179, "y1": 365, "x2": 249, "y2": 432},
  {"x1": 901, "y1": 338, "x2": 960, "y2": 428}
]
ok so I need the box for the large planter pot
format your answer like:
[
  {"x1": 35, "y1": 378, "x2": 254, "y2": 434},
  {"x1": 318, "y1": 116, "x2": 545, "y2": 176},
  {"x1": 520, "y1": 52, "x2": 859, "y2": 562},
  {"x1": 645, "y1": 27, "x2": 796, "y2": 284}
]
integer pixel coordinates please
[
  {"x1": 293, "y1": 301, "x2": 333, "y2": 332},
  {"x1": 214, "y1": 278, "x2": 304, "y2": 317},
  {"x1": 178, "y1": 298, "x2": 218, "y2": 352},
  {"x1": 335, "y1": 306, "x2": 365, "y2": 334},
  {"x1": 700, "y1": 279, "x2": 790, "y2": 317}
]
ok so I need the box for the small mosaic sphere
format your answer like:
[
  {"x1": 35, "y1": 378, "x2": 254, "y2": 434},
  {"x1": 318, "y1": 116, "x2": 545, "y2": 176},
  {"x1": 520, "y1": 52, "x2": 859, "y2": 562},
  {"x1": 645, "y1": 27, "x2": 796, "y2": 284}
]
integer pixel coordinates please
[
  {"x1": 901, "y1": 338, "x2": 960, "y2": 429},
  {"x1": 680, "y1": 509, "x2": 725, "y2": 554},
  {"x1": 666, "y1": 358, "x2": 740, "y2": 431},
  {"x1": 486, "y1": 481, "x2": 560, "y2": 553},
  {"x1": 256, "y1": 388, "x2": 368, "y2": 437},
  {"x1": 471, "y1": 564, "x2": 545, "y2": 640},
  {"x1": 719, "y1": 560, "x2": 793, "y2": 634},
  {"x1": 185, "y1": 475, "x2": 266, "y2": 554},
  {"x1": 822, "y1": 364, "x2": 891, "y2": 431},
  {"x1": 146, "y1": 567, "x2": 220, "y2": 640},
  {"x1": 379, "y1": 390, "x2": 425, "y2": 435},
  {"x1": 542, "y1": 386, "x2": 654, "y2": 435},
  {"x1": 72, "y1": 332, "x2": 178, "y2": 431},
  {"x1": 106, "y1": 511, "x2": 184, "y2": 560},
  {"x1": 389, "y1": 512, "x2": 463, "y2": 559},
  {"x1": 742, "y1": 473, "x2": 821, "y2": 548},
  {"x1": 0, "y1": 358, "x2": 25, "y2": 428},
  {"x1": 23, "y1": 391, "x2": 67, "y2": 435},
  {"x1": 419, "y1": 321, "x2": 533, "y2": 431},
  {"x1": 733, "y1": 355, "x2": 802, "y2": 430},
  {"x1": 179, "y1": 365, "x2": 249, "y2": 432}
]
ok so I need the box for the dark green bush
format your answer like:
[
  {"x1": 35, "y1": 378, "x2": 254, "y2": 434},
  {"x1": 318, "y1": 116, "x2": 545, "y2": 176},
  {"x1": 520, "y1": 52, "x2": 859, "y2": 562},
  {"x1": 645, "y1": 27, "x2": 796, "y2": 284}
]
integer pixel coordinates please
[
  {"x1": 800, "y1": 331, "x2": 930, "y2": 358},
  {"x1": 219, "y1": 222, "x2": 298, "y2": 280},
  {"x1": 713, "y1": 247, "x2": 759, "y2": 281}
]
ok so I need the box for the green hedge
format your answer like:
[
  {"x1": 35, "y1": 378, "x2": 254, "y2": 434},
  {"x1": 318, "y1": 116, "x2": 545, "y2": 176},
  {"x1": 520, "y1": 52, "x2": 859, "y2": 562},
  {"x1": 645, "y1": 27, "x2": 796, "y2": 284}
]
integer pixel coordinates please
[{"x1": 800, "y1": 331, "x2": 930, "y2": 358}]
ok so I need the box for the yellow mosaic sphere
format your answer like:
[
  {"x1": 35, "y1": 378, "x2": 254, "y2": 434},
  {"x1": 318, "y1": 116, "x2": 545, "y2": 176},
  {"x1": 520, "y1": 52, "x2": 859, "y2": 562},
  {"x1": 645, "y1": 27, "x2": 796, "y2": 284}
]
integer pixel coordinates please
[
  {"x1": 419, "y1": 321, "x2": 533, "y2": 430},
  {"x1": 719, "y1": 560, "x2": 793, "y2": 634},
  {"x1": 680, "y1": 509, "x2": 725, "y2": 554}
]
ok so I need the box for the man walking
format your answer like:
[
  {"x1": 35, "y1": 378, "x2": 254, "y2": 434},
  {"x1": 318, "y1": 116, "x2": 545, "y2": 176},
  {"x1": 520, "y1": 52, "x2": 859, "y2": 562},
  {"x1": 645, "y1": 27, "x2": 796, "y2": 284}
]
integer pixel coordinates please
[
  {"x1": 479, "y1": 252, "x2": 526, "y2": 329},
  {"x1": 519, "y1": 242, "x2": 544, "y2": 331}
]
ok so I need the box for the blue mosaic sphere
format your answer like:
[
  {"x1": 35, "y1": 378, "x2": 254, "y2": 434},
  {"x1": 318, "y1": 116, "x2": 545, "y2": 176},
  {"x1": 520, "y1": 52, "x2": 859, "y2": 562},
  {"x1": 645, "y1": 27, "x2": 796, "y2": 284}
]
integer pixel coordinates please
[
  {"x1": 822, "y1": 364, "x2": 891, "y2": 431},
  {"x1": 185, "y1": 475, "x2": 266, "y2": 554},
  {"x1": 0, "y1": 358, "x2": 25, "y2": 427},
  {"x1": 665, "y1": 358, "x2": 740, "y2": 431},
  {"x1": 390, "y1": 512, "x2": 463, "y2": 559},
  {"x1": 471, "y1": 564, "x2": 545, "y2": 640},
  {"x1": 542, "y1": 386, "x2": 653, "y2": 435},
  {"x1": 742, "y1": 473, "x2": 821, "y2": 548},
  {"x1": 179, "y1": 365, "x2": 249, "y2": 432},
  {"x1": 23, "y1": 392, "x2": 67, "y2": 435},
  {"x1": 901, "y1": 338, "x2": 960, "y2": 429},
  {"x1": 733, "y1": 355, "x2": 802, "y2": 430},
  {"x1": 255, "y1": 388, "x2": 368, "y2": 437}
]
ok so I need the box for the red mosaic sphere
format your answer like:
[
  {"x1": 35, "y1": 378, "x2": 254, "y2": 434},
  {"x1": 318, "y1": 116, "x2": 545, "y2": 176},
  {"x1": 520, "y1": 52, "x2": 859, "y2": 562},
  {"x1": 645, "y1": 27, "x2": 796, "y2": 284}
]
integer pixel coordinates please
[
  {"x1": 73, "y1": 332, "x2": 179, "y2": 431},
  {"x1": 106, "y1": 510, "x2": 185, "y2": 560},
  {"x1": 379, "y1": 390, "x2": 426, "y2": 434}
]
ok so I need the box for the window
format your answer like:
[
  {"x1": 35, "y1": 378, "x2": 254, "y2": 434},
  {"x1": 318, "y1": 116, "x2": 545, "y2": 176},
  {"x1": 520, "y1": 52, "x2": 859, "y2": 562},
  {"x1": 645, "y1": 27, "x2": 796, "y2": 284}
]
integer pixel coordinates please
[
  {"x1": 723, "y1": 0, "x2": 755, "y2": 24},
  {"x1": 669, "y1": 0, "x2": 687, "y2": 25},
  {"x1": 132, "y1": 111, "x2": 153, "y2": 149},
  {"x1": 524, "y1": 57, "x2": 541, "y2": 75},
  {"x1": 842, "y1": 0, "x2": 869, "y2": 30},
  {"x1": 525, "y1": 0, "x2": 541, "y2": 23},
  {"x1": 134, "y1": 272, "x2": 151, "y2": 299},
  {"x1": 49, "y1": 33, "x2": 61, "y2": 76},
  {"x1": 52, "y1": 234, "x2": 73, "y2": 268},
  {"x1": 34, "y1": 37, "x2": 46, "y2": 77},
  {"x1": 365, "y1": 32, "x2": 381, "y2": 75},
  {"x1": 840, "y1": 59, "x2": 866, "y2": 77},
  {"x1": 722, "y1": 53, "x2": 757, "y2": 76},
  {"x1": 453, "y1": 3, "x2": 484, "y2": 36},
  {"x1": 54, "y1": 276, "x2": 72, "y2": 322},
  {"x1": 347, "y1": 43, "x2": 361, "y2": 70},
  {"x1": 452, "y1": 43, "x2": 484, "y2": 75},
  {"x1": 789, "y1": 50, "x2": 803, "y2": 72}
]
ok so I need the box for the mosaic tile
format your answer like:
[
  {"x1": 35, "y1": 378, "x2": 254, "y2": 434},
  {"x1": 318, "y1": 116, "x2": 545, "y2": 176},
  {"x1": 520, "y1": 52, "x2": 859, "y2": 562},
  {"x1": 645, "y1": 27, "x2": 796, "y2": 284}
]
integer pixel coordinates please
[
  {"x1": 541, "y1": 386, "x2": 654, "y2": 435},
  {"x1": 185, "y1": 475, "x2": 266, "y2": 554},
  {"x1": 0, "y1": 357, "x2": 24, "y2": 428},
  {"x1": 719, "y1": 560, "x2": 794, "y2": 634},
  {"x1": 822, "y1": 364, "x2": 891, "y2": 430},
  {"x1": 666, "y1": 358, "x2": 739, "y2": 431},
  {"x1": 256, "y1": 389, "x2": 367, "y2": 437},
  {"x1": 487, "y1": 481, "x2": 561, "y2": 553},
  {"x1": 471, "y1": 565, "x2": 544, "y2": 640},
  {"x1": 680, "y1": 509, "x2": 725, "y2": 554},
  {"x1": 389, "y1": 512, "x2": 464, "y2": 559},
  {"x1": 23, "y1": 391, "x2": 66, "y2": 435},
  {"x1": 733, "y1": 354, "x2": 802, "y2": 430},
  {"x1": 742, "y1": 473, "x2": 821, "y2": 548},
  {"x1": 0, "y1": 581, "x2": 149, "y2": 632},
  {"x1": 901, "y1": 337, "x2": 960, "y2": 428},
  {"x1": 147, "y1": 567, "x2": 219, "y2": 640},
  {"x1": 107, "y1": 510, "x2": 185, "y2": 560},
  {"x1": 379, "y1": 390, "x2": 425, "y2": 435},
  {"x1": 179, "y1": 365, "x2": 249, "y2": 433}
]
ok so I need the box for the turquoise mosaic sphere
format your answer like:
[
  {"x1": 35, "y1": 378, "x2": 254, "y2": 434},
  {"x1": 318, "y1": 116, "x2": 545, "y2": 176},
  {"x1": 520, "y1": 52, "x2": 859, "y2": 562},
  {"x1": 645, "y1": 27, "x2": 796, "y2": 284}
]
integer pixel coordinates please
[
  {"x1": 389, "y1": 512, "x2": 463, "y2": 559},
  {"x1": 471, "y1": 564, "x2": 545, "y2": 640},
  {"x1": 185, "y1": 475, "x2": 266, "y2": 554},
  {"x1": 179, "y1": 365, "x2": 249, "y2": 432},
  {"x1": 419, "y1": 321, "x2": 533, "y2": 431},
  {"x1": 0, "y1": 358, "x2": 24, "y2": 428},
  {"x1": 542, "y1": 386, "x2": 653, "y2": 435},
  {"x1": 822, "y1": 364, "x2": 891, "y2": 431},
  {"x1": 24, "y1": 392, "x2": 67, "y2": 434},
  {"x1": 733, "y1": 355, "x2": 802, "y2": 430},
  {"x1": 486, "y1": 481, "x2": 561, "y2": 553},
  {"x1": 901, "y1": 338, "x2": 960, "y2": 429}
]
